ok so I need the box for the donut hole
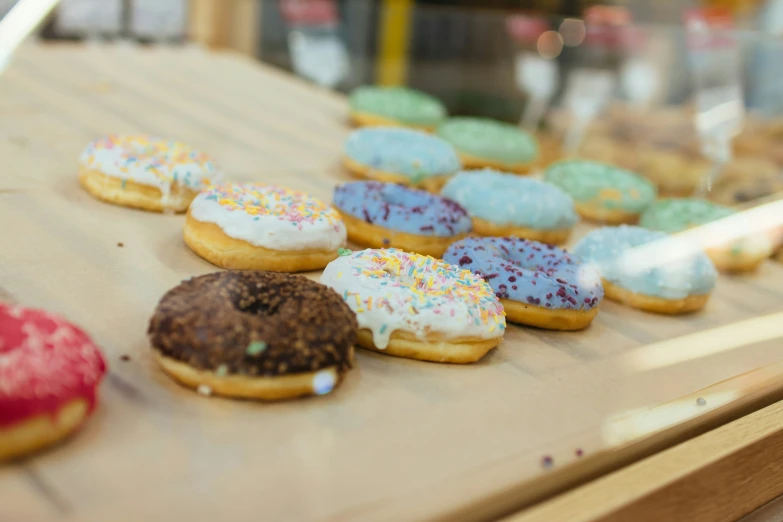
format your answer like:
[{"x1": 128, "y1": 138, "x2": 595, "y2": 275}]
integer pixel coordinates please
[
  {"x1": 378, "y1": 183, "x2": 432, "y2": 212},
  {"x1": 242, "y1": 301, "x2": 277, "y2": 317},
  {"x1": 231, "y1": 295, "x2": 284, "y2": 317}
]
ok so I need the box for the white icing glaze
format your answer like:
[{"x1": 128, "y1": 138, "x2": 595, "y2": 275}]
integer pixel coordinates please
[
  {"x1": 320, "y1": 249, "x2": 505, "y2": 349},
  {"x1": 189, "y1": 183, "x2": 347, "y2": 252},
  {"x1": 79, "y1": 134, "x2": 221, "y2": 196}
]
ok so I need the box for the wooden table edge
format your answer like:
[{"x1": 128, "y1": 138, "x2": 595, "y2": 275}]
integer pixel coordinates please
[{"x1": 489, "y1": 361, "x2": 783, "y2": 522}]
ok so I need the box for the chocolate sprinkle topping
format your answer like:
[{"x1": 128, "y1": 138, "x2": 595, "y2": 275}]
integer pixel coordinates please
[{"x1": 148, "y1": 271, "x2": 357, "y2": 377}]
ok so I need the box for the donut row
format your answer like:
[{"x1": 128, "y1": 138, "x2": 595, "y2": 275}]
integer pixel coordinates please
[
  {"x1": 348, "y1": 86, "x2": 539, "y2": 174},
  {"x1": 71, "y1": 132, "x2": 749, "y2": 349},
  {"x1": 74, "y1": 129, "x2": 776, "y2": 276},
  {"x1": 351, "y1": 87, "x2": 783, "y2": 217},
  {"x1": 341, "y1": 123, "x2": 775, "y2": 273},
  {"x1": 145, "y1": 223, "x2": 720, "y2": 409}
]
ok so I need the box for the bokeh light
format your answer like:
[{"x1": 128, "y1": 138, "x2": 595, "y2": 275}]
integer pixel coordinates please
[
  {"x1": 559, "y1": 18, "x2": 586, "y2": 47},
  {"x1": 537, "y1": 30, "x2": 564, "y2": 59}
]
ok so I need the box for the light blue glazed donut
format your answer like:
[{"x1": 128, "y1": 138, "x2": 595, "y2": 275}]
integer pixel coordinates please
[
  {"x1": 344, "y1": 127, "x2": 460, "y2": 180},
  {"x1": 572, "y1": 225, "x2": 717, "y2": 300},
  {"x1": 441, "y1": 169, "x2": 578, "y2": 231}
]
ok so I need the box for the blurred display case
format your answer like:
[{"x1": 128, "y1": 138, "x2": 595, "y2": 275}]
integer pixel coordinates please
[{"x1": 239, "y1": 0, "x2": 783, "y2": 207}]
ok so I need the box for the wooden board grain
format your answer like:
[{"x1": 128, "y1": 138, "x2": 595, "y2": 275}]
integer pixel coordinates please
[
  {"x1": 506, "y1": 398, "x2": 783, "y2": 522},
  {"x1": 1, "y1": 44, "x2": 783, "y2": 522}
]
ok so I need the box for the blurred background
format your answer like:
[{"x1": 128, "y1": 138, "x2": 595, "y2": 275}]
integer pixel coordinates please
[{"x1": 12, "y1": 0, "x2": 783, "y2": 206}]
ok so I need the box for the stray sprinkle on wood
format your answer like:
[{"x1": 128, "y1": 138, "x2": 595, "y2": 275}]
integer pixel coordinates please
[{"x1": 541, "y1": 455, "x2": 553, "y2": 469}]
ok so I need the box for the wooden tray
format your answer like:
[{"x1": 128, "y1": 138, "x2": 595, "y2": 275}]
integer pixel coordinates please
[{"x1": 2, "y1": 44, "x2": 783, "y2": 522}]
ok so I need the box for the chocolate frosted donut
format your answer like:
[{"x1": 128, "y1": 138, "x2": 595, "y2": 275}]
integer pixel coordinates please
[{"x1": 149, "y1": 271, "x2": 357, "y2": 400}]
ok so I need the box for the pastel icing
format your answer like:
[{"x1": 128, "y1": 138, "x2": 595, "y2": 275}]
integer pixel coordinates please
[
  {"x1": 544, "y1": 160, "x2": 657, "y2": 213},
  {"x1": 189, "y1": 183, "x2": 346, "y2": 251},
  {"x1": 320, "y1": 248, "x2": 506, "y2": 349},
  {"x1": 79, "y1": 134, "x2": 221, "y2": 195},
  {"x1": 344, "y1": 127, "x2": 460, "y2": 178},
  {"x1": 436, "y1": 117, "x2": 538, "y2": 165},
  {"x1": 333, "y1": 181, "x2": 471, "y2": 237},
  {"x1": 572, "y1": 225, "x2": 717, "y2": 299},
  {"x1": 443, "y1": 237, "x2": 603, "y2": 311},
  {"x1": 349, "y1": 86, "x2": 447, "y2": 127},
  {"x1": 640, "y1": 198, "x2": 775, "y2": 258},
  {"x1": 639, "y1": 198, "x2": 735, "y2": 233},
  {"x1": 441, "y1": 169, "x2": 578, "y2": 230}
]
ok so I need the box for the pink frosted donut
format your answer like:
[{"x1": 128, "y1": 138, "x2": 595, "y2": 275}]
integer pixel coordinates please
[{"x1": 0, "y1": 303, "x2": 107, "y2": 461}]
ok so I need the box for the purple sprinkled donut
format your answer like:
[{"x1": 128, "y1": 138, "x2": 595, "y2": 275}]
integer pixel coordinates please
[
  {"x1": 334, "y1": 181, "x2": 471, "y2": 237},
  {"x1": 443, "y1": 237, "x2": 603, "y2": 313}
]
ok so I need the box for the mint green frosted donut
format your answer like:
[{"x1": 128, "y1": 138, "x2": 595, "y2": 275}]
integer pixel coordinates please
[
  {"x1": 639, "y1": 197, "x2": 774, "y2": 270},
  {"x1": 436, "y1": 117, "x2": 538, "y2": 167},
  {"x1": 348, "y1": 86, "x2": 446, "y2": 128},
  {"x1": 544, "y1": 160, "x2": 657, "y2": 213},
  {"x1": 639, "y1": 198, "x2": 735, "y2": 234}
]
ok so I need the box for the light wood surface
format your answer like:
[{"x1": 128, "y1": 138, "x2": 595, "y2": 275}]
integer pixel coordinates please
[
  {"x1": 506, "y1": 398, "x2": 783, "y2": 522},
  {"x1": 740, "y1": 494, "x2": 783, "y2": 522},
  {"x1": 1, "y1": 44, "x2": 783, "y2": 522}
]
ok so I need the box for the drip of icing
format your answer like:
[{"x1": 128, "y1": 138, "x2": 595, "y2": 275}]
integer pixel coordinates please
[
  {"x1": 572, "y1": 225, "x2": 718, "y2": 299},
  {"x1": 443, "y1": 237, "x2": 603, "y2": 310},
  {"x1": 333, "y1": 181, "x2": 471, "y2": 237},
  {"x1": 320, "y1": 248, "x2": 505, "y2": 349},
  {"x1": 190, "y1": 183, "x2": 347, "y2": 251},
  {"x1": 442, "y1": 169, "x2": 578, "y2": 230},
  {"x1": 79, "y1": 135, "x2": 222, "y2": 201},
  {"x1": 344, "y1": 127, "x2": 460, "y2": 178},
  {"x1": 0, "y1": 303, "x2": 107, "y2": 428}
]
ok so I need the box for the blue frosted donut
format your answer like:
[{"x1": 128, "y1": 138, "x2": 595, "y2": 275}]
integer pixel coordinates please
[
  {"x1": 441, "y1": 169, "x2": 578, "y2": 244},
  {"x1": 443, "y1": 237, "x2": 603, "y2": 330},
  {"x1": 333, "y1": 181, "x2": 471, "y2": 257},
  {"x1": 343, "y1": 127, "x2": 460, "y2": 191},
  {"x1": 572, "y1": 225, "x2": 717, "y2": 313}
]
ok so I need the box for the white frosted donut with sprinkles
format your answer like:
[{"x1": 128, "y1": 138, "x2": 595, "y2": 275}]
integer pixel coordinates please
[
  {"x1": 1, "y1": 302, "x2": 107, "y2": 461},
  {"x1": 185, "y1": 183, "x2": 347, "y2": 272},
  {"x1": 78, "y1": 134, "x2": 222, "y2": 213},
  {"x1": 321, "y1": 248, "x2": 506, "y2": 363}
]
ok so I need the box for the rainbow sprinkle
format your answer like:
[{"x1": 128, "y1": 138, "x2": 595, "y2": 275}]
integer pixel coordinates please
[
  {"x1": 81, "y1": 134, "x2": 219, "y2": 187},
  {"x1": 342, "y1": 248, "x2": 505, "y2": 325},
  {"x1": 202, "y1": 183, "x2": 342, "y2": 227}
]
